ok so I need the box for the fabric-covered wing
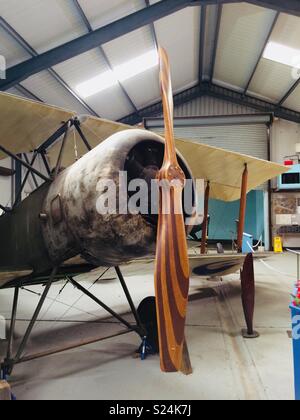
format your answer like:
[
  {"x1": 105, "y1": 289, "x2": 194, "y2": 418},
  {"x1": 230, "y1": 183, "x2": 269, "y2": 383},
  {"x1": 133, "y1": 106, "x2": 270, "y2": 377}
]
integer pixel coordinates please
[
  {"x1": 46, "y1": 116, "x2": 287, "y2": 202},
  {"x1": 189, "y1": 254, "x2": 246, "y2": 277},
  {"x1": 0, "y1": 93, "x2": 287, "y2": 202},
  {"x1": 47, "y1": 115, "x2": 133, "y2": 167},
  {"x1": 0, "y1": 92, "x2": 75, "y2": 159},
  {"x1": 175, "y1": 138, "x2": 287, "y2": 201}
]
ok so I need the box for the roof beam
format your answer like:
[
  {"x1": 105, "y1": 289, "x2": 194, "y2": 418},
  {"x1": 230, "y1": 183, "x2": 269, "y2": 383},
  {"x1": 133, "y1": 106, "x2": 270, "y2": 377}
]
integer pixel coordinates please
[
  {"x1": 0, "y1": 0, "x2": 234, "y2": 91},
  {"x1": 14, "y1": 84, "x2": 43, "y2": 102},
  {"x1": 243, "y1": 11, "x2": 280, "y2": 94},
  {"x1": 120, "y1": 85, "x2": 203, "y2": 125},
  {"x1": 278, "y1": 77, "x2": 300, "y2": 106},
  {"x1": 199, "y1": 5, "x2": 207, "y2": 84},
  {"x1": 206, "y1": 83, "x2": 300, "y2": 123},
  {"x1": 72, "y1": 0, "x2": 139, "y2": 114},
  {"x1": 0, "y1": 17, "x2": 99, "y2": 116},
  {"x1": 145, "y1": 0, "x2": 159, "y2": 50},
  {"x1": 247, "y1": 0, "x2": 300, "y2": 17},
  {"x1": 210, "y1": 4, "x2": 223, "y2": 83},
  {"x1": 120, "y1": 82, "x2": 300, "y2": 125},
  {"x1": 1, "y1": 0, "x2": 298, "y2": 94}
]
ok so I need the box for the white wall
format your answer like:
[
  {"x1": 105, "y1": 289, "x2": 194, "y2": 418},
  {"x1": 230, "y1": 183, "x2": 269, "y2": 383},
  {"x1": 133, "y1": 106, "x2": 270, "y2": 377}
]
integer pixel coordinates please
[{"x1": 271, "y1": 119, "x2": 300, "y2": 164}]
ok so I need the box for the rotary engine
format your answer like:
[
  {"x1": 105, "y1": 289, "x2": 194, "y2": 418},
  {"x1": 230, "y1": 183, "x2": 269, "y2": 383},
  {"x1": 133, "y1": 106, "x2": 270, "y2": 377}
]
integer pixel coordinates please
[{"x1": 41, "y1": 129, "x2": 195, "y2": 267}]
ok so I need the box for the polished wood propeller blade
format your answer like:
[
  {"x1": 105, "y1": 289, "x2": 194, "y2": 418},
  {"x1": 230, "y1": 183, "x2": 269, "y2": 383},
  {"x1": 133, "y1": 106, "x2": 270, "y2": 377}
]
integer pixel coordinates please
[{"x1": 154, "y1": 47, "x2": 191, "y2": 373}]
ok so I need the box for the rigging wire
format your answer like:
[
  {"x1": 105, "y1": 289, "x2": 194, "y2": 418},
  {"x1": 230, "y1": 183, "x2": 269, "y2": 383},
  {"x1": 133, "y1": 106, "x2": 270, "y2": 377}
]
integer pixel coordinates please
[
  {"x1": 20, "y1": 286, "x2": 101, "y2": 319},
  {"x1": 246, "y1": 241, "x2": 296, "y2": 279},
  {"x1": 49, "y1": 267, "x2": 111, "y2": 330}
]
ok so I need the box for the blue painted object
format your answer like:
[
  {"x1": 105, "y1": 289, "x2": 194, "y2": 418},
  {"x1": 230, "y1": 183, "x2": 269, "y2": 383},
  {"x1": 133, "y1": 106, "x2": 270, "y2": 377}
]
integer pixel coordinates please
[
  {"x1": 290, "y1": 304, "x2": 300, "y2": 401},
  {"x1": 278, "y1": 164, "x2": 300, "y2": 190},
  {"x1": 242, "y1": 233, "x2": 253, "y2": 254},
  {"x1": 209, "y1": 190, "x2": 264, "y2": 242}
]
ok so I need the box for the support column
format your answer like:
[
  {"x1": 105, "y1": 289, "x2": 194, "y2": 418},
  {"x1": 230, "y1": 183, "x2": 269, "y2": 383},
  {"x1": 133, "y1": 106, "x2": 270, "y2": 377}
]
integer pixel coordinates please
[
  {"x1": 237, "y1": 164, "x2": 248, "y2": 253},
  {"x1": 201, "y1": 181, "x2": 210, "y2": 255}
]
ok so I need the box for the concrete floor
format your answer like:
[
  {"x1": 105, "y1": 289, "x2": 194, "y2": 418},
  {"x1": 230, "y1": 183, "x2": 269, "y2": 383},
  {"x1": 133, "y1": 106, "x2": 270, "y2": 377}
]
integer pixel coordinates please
[{"x1": 0, "y1": 253, "x2": 297, "y2": 400}]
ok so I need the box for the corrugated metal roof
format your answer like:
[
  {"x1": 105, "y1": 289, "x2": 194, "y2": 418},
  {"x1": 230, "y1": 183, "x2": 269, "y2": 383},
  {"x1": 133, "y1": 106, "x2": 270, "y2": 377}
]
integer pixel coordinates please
[
  {"x1": 78, "y1": 0, "x2": 145, "y2": 30},
  {"x1": 7, "y1": 87, "x2": 27, "y2": 98},
  {"x1": 53, "y1": 48, "x2": 135, "y2": 119},
  {"x1": 203, "y1": 4, "x2": 219, "y2": 81},
  {"x1": 0, "y1": 26, "x2": 31, "y2": 67},
  {"x1": 0, "y1": 0, "x2": 86, "y2": 53},
  {"x1": 21, "y1": 70, "x2": 89, "y2": 114},
  {"x1": 270, "y1": 12, "x2": 300, "y2": 50},
  {"x1": 214, "y1": 3, "x2": 277, "y2": 90},
  {"x1": 248, "y1": 12, "x2": 300, "y2": 102},
  {"x1": 102, "y1": 26, "x2": 159, "y2": 109},
  {"x1": 283, "y1": 84, "x2": 300, "y2": 112},
  {"x1": 152, "y1": 6, "x2": 200, "y2": 92},
  {"x1": 248, "y1": 59, "x2": 295, "y2": 102},
  {"x1": 0, "y1": 1, "x2": 300, "y2": 121},
  {"x1": 172, "y1": 95, "x2": 258, "y2": 118}
]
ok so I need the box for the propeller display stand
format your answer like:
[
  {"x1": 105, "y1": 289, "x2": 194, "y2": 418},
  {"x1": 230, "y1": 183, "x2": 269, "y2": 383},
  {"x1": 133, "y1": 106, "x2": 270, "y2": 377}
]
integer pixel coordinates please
[{"x1": 241, "y1": 253, "x2": 259, "y2": 339}]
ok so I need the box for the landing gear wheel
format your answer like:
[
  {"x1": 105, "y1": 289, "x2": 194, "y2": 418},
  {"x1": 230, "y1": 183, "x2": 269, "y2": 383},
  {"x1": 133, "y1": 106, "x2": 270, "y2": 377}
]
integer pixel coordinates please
[{"x1": 137, "y1": 297, "x2": 159, "y2": 354}]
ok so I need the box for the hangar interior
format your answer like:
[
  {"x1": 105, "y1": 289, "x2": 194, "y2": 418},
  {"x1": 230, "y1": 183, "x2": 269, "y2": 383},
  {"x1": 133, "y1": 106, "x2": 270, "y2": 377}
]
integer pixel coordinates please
[{"x1": 0, "y1": 0, "x2": 300, "y2": 401}]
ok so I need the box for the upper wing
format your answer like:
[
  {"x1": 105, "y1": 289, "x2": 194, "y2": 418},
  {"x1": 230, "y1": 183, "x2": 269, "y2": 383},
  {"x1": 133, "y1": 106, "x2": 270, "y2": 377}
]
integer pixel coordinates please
[
  {"x1": 175, "y1": 137, "x2": 286, "y2": 201},
  {"x1": 47, "y1": 115, "x2": 287, "y2": 202},
  {"x1": 47, "y1": 115, "x2": 133, "y2": 168},
  {"x1": 0, "y1": 92, "x2": 287, "y2": 202},
  {"x1": 0, "y1": 92, "x2": 75, "y2": 159}
]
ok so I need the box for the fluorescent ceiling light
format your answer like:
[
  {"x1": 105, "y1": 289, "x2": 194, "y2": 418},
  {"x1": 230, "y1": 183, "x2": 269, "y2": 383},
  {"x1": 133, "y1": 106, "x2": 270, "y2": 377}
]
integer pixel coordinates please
[
  {"x1": 115, "y1": 50, "x2": 159, "y2": 82},
  {"x1": 76, "y1": 50, "x2": 159, "y2": 98},
  {"x1": 76, "y1": 71, "x2": 118, "y2": 98},
  {"x1": 263, "y1": 41, "x2": 300, "y2": 68}
]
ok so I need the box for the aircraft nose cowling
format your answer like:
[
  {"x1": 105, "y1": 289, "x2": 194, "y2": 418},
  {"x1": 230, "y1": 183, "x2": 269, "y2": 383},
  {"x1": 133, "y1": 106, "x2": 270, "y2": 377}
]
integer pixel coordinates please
[{"x1": 41, "y1": 129, "x2": 195, "y2": 267}]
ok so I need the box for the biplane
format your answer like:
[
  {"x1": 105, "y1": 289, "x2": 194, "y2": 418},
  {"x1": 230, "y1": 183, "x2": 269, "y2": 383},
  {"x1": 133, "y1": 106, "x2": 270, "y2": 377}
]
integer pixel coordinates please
[{"x1": 0, "y1": 48, "x2": 286, "y2": 377}]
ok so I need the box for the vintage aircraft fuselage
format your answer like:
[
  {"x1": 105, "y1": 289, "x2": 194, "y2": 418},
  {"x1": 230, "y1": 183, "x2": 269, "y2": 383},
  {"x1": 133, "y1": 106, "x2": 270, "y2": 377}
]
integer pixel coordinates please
[{"x1": 0, "y1": 130, "x2": 194, "y2": 275}]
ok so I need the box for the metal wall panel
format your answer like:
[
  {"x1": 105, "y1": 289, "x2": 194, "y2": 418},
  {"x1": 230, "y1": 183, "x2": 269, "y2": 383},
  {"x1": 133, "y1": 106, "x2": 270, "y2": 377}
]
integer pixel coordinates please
[
  {"x1": 159, "y1": 95, "x2": 259, "y2": 118},
  {"x1": 147, "y1": 113, "x2": 269, "y2": 242},
  {"x1": 147, "y1": 111, "x2": 269, "y2": 188},
  {"x1": 152, "y1": 123, "x2": 268, "y2": 160}
]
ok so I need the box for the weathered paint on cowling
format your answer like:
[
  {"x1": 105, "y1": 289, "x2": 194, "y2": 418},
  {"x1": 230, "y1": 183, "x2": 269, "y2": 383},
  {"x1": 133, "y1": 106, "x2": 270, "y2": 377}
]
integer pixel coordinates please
[
  {"x1": 41, "y1": 129, "x2": 194, "y2": 268},
  {"x1": 0, "y1": 182, "x2": 53, "y2": 273}
]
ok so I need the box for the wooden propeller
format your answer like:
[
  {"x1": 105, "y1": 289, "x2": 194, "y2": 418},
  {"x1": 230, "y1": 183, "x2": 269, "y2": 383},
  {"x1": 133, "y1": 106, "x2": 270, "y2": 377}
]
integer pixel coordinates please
[{"x1": 154, "y1": 47, "x2": 191, "y2": 373}]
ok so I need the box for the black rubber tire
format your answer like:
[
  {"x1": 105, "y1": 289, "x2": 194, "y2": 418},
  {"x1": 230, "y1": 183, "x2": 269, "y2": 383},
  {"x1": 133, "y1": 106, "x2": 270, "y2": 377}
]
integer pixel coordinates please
[{"x1": 137, "y1": 297, "x2": 159, "y2": 354}]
